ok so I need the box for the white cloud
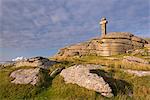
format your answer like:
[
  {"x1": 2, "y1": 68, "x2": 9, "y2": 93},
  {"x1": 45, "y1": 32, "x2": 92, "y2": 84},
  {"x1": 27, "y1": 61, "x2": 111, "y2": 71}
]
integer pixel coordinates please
[{"x1": 0, "y1": 0, "x2": 150, "y2": 60}]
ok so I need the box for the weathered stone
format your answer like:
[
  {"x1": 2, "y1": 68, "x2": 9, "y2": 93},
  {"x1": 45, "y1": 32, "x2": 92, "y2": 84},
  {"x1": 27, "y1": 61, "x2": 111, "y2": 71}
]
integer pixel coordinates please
[
  {"x1": 100, "y1": 43, "x2": 133, "y2": 51},
  {"x1": 122, "y1": 56, "x2": 149, "y2": 65},
  {"x1": 132, "y1": 41, "x2": 144, "y2": 48},
  {"x1": 15, "y1": 56, "x2": 55, "y2": 69},
  {"x1": 100, "y1": 43, "x2": 131, "y2": 47},
  {"x1": 10, "y1": 68, "x2": 40, "y2": 85},
  {"x1": 101, "y1": 46, "x2": 132, "y2": 51},
  {"x1": 100, "y1": 51, "x2": 125, "y2": 56},
  {"x1": 54, "y1": 32, "x2": 148, "y2": 58},
  {"x1": 68, "y1": 44, "x2": 87, "y2": 50},
  {"x1": 100, "y1": 17, "x2": 108, "y2": 38},
  {"x1": 101, "y1": 39, "x2": 132, "y2": 45},
  {"x1": 102, "y1": 32, "x2": 133, "y2": 39},
  {"x1": 60, "y1": 64, "x2": 113, "y2": 97},
  {"x1": 131, "y1": 36, "x2": 146, "y2": 43}
]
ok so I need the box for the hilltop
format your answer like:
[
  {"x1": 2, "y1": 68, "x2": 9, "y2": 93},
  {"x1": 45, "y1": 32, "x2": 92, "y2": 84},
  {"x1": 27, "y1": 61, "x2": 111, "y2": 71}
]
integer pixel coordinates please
[
  {"x1": 0, "y1": 48, "x2": 150, "y2": 99},
  {"x1": 0, "y1": 18, "x2": 150, "y2": 100}
]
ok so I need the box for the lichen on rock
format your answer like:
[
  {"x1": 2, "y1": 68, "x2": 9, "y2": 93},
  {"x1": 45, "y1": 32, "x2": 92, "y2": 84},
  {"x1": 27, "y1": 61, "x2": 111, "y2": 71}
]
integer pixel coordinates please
[
  {"x1": 10, "y1": 68, "x2": 40, "y2": 85},
  {"x1": 60, "y1": 64, "x2": 114, "y2": 97}
]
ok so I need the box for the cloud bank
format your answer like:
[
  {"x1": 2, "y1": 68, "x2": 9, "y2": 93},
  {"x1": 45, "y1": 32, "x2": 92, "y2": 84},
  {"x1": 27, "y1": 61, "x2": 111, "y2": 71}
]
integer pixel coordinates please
[{"x1": 0, "y1": 0, "x2": 150, "y2": 60}]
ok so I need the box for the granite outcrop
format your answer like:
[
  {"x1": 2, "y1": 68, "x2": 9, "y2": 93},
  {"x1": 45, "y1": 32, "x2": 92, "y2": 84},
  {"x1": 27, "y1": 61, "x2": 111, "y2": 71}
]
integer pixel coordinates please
[
  {"x1": 60, "y1": 64, "x2": 113, "y2": 97},
  {"x1": 55, "y1": 32, "x2": 148, "y2": 57}
]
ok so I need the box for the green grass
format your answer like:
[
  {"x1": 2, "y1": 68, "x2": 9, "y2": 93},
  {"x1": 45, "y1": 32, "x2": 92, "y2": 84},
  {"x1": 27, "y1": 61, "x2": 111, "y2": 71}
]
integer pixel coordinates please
[
  {"x1": 56, "y1": 54, "x2": 150, "y2": 71},
  {"x1": 0, "y1": 64, "x2": 150, "y2": 100},
  {"x1": 0, "y1": 66, "x2": 51, "y2": 100},
  {"x1": 0, "y1": 53, "x2": 150, "y2": 100},
  {"x1": 35, "y1": 75, "x2": 104, "y2": 100},
  {"x1": 35, "y1": 67, "x2": 150, "y2": 100}
]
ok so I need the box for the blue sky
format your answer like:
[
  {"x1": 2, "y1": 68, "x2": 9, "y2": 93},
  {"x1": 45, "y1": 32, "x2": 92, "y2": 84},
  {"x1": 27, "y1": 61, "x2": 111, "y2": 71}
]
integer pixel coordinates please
[{"x1": 0, "y1": 0, "x2": 150, "y2": 61}]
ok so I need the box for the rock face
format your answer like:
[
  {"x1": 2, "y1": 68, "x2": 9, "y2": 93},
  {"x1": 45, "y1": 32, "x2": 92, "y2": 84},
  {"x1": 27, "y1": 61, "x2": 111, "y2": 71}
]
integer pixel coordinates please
[
  {"x1": 60, "y1": 64, "x2": 113, "y2": 97},
  {"x1": 10, "y1": 68, "x2": 40, "y2": 85},
  {"x1": 55, "y1": 32, "x2": 148, "y2": 57},
  {"x1": 15, "y1": 56, "x2": 55, "y2": 69},
  {"x1": 100, "y1": 32, "x2": 147, "y2": 56},
  {"x1": 122, "y1": 56, "x2": 149, "y2": 65}
]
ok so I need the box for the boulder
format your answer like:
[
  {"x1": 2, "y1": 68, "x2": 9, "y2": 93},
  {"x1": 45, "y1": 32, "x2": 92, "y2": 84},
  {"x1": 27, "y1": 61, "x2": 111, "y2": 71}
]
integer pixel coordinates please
[
  {"x1": 10, "y1": 68, "x2": 40, "y2": 85},
  {"x1": 60, "y1": 64, "x2": 113, "y2": 97},
  {"x1": 15, "y1": 56, "x2": 55, "y2": 69}
]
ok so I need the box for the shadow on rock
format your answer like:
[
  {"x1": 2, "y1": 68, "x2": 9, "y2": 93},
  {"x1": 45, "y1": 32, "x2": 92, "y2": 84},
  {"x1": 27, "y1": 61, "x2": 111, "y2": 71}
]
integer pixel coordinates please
[{"x1": 90, "y1": 69, "x2": 133, "y2": 96}]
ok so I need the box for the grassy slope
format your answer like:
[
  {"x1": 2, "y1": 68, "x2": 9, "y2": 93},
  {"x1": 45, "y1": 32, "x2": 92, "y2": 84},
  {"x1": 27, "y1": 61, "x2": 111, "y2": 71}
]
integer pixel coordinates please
[
  {"x1": 0, "y1": 54, "x2": 150, "y2": 100},
  {"x1": 36, "y1": 63, "x2": 150, "y2": 100},
  {"x1": 0, "y1": 67, "x2": 51, "y2": 100},
  {"x1": 54, "y1": 53, "x2": 150, "y2": 71}
]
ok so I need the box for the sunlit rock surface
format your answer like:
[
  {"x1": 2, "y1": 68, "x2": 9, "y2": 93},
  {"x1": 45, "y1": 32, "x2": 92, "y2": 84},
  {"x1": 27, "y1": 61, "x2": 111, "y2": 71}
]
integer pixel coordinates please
[{"x1": 60, "y1": 64, "x2": 113, "y2": 97}]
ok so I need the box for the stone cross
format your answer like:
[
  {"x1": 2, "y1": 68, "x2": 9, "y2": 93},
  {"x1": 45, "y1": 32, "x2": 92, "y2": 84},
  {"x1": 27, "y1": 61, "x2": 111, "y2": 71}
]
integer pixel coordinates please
[{"x1": 100, "y1": 17, "x2": 108, "y2": 38}]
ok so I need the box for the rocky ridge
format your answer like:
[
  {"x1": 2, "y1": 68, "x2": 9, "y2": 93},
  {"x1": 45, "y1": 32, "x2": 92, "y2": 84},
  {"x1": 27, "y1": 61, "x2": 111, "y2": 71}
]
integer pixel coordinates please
[{"x1": 55, "y1": 32, "x2": 148, "y2": 58}]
